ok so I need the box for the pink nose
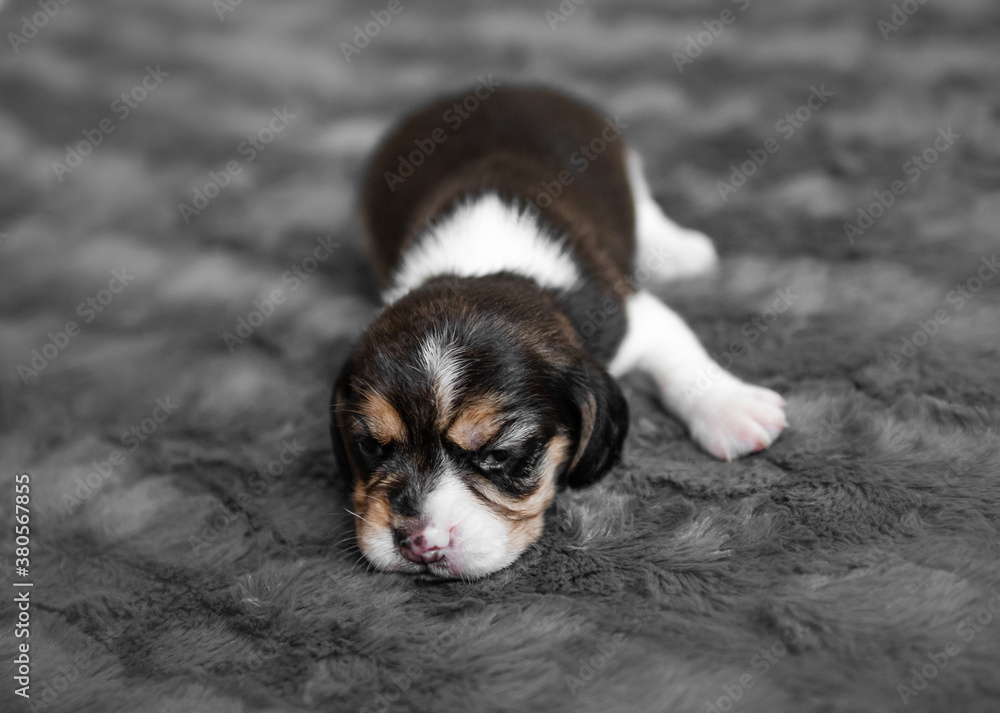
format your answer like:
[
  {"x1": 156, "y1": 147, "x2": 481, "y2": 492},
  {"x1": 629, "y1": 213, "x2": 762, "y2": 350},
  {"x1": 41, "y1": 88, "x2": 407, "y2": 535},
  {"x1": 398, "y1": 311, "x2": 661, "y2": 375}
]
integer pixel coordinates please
[{"x1": 395, "y1": 524, "x2": 450, "y2": 564}]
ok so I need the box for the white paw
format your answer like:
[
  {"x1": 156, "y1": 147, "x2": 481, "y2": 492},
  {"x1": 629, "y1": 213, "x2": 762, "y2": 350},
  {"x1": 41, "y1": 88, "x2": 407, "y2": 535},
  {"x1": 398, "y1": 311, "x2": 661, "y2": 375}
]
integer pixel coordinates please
[
  {"x1": 685, "y1": 379, "x2": 787, "y2": 461},
  {"x1": 676, "y1": 229, "x2": 719, "y2": 271},
  {"x1": 639, "y1": 228, "x2": 719, "y2": 282}
]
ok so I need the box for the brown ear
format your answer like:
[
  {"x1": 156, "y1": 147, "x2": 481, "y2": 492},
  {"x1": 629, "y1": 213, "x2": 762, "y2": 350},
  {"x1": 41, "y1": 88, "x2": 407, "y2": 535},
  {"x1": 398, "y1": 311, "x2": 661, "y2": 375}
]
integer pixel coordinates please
[{"x1": 560, "y1": 357, "x2": 628, "y2": 488}]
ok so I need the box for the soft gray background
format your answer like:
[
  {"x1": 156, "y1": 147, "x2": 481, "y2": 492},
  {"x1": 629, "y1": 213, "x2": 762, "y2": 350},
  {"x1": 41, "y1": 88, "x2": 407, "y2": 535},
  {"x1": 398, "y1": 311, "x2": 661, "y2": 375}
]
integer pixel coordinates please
[{"x1": 1, "y1": 0, "x2": 999, "y2": 711}]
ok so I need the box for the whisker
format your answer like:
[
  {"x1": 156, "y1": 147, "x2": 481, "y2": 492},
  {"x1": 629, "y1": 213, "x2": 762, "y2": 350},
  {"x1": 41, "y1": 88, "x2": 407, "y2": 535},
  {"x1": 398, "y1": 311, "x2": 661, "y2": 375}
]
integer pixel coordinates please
[
  {"x1": 350, "y1": 552, "x2": 367, "y2": 575},
  {"x1": 344, "y1": 508, "x2": 372, "y2": 524},
  {"x1": 334, "y1": 407, "x2": 368, "y2": 417}
]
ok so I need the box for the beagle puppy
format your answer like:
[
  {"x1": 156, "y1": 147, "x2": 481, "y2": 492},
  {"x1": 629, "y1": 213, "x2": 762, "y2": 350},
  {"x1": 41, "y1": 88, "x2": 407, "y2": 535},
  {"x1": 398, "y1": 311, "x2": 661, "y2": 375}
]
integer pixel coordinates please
[{"x1": 331, "y1": 85, "x2": 787, "y2": 579}]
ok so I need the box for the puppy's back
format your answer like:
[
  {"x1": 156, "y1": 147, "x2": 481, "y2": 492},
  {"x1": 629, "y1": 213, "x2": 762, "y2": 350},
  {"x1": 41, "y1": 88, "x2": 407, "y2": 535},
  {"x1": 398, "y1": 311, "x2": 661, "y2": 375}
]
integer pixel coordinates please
[{"x1": 360, "y1": 85, "x2": 635, "y2": 292}]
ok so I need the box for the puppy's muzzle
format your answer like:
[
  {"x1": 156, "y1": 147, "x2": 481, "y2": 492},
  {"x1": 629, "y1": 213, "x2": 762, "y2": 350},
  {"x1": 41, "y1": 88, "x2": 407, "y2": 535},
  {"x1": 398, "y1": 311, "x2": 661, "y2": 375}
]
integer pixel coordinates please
[{"x1": 394, "y1": 522, "x2": 451, "y2": 565}]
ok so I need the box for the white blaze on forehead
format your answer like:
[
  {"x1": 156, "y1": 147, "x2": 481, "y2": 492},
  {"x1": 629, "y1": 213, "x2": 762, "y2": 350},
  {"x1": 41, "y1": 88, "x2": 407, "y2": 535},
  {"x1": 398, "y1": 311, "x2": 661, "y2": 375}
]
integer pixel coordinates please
[
  {"x1": 420, "y1": 334, "x2": 465, "y2": 413},
  {"x1": 384, "y1": 193, "x2": 581, "y2": 303}
]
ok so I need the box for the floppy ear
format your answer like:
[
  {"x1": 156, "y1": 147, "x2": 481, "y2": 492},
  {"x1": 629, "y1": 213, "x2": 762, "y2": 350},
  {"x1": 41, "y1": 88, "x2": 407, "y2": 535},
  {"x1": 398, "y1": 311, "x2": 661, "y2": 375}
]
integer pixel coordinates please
[{"x1": 560, "y1": 357, "x2": 629, "y2": 489}]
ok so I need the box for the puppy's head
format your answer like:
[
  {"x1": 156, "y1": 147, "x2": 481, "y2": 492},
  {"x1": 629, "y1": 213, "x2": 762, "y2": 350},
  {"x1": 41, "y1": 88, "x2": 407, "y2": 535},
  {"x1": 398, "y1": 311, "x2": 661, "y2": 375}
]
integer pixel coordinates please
[{"x1": 331, "y1": 276, "x2": 627, "y2": 579}]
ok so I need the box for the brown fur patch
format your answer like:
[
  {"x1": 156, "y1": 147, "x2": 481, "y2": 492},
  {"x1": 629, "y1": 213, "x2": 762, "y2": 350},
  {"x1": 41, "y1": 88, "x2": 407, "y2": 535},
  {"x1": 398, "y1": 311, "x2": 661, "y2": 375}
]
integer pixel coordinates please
[
  {"x1": 447, "y1": 397, "x2": 504, "y2": 450},
  {"x1": 353, "y1": 478, "x2": 392, "y2": 558},
  {"x1": 360, "y1": 391, "x2": 406, "y2": 444}
]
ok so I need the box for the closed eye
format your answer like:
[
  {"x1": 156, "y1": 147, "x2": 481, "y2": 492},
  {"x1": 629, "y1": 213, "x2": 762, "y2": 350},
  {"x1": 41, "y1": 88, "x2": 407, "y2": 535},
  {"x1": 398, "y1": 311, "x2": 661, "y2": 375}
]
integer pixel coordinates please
[
  {"x1": 358, "y1": 435, "x2": 393, "y2": 462},
  {"x1": 474, "y1": 449, "x2": 510, "y2": 473}
]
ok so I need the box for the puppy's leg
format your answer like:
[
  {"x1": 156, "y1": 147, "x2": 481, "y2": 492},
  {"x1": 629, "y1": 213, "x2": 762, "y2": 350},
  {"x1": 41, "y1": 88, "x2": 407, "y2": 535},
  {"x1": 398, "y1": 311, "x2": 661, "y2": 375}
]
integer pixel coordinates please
[
  {"x1": 609, "y1": 291, "x2": 787, "y2": 461},
  {"x1": 629, "y1": 151, "x2": 718, "y2": 282}
]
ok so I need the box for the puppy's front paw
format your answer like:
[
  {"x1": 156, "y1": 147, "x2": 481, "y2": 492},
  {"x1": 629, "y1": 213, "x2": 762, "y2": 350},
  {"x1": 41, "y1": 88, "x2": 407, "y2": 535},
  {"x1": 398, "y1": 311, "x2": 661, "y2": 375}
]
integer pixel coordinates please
[
  {"x1": 673, "y1": 229, "x2": 720, "y2": 277},
  {"x1": 641, "y1": 228, "x2": 719, "y2": 282},
  {"x1": 686, "y1": 380, "x2": 787, "y2": 461}
]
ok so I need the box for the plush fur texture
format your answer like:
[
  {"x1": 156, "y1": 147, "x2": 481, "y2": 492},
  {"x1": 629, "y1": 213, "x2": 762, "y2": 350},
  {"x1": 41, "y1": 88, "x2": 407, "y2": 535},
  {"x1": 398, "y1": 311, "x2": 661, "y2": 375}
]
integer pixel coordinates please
[{"x1": 2, "y1": 0, "x2": 1000, "y2": 711}]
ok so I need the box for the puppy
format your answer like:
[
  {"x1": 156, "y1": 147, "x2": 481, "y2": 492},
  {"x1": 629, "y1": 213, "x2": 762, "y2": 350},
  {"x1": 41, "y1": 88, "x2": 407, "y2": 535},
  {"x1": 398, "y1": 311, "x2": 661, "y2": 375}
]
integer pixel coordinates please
[{"x1": 331, "y1": 85, "x2": 787, "y2": 579}]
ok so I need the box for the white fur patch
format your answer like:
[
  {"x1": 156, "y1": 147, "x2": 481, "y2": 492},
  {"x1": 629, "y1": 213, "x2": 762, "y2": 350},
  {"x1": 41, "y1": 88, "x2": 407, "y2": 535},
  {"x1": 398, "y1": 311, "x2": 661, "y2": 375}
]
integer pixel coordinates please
[
  {"x1": 610, "y1": 290, "x2": 787, "y2": 461},
  {"x1": 628, "y1": 151, "x2": 719, "y2": 282},
  {"x1": 359, "y1": 524, "x2": 400, "y2": 572},
  {"x1": 424, "y1": 470, "x2": 518, "y2": 579},
  {"x1": 384, "y1": 194, "x2": 580, "y2": 303},
  {"x1": 419, "y1": 334, "x2": 464, "y2": 413},
  {"x1": 356, "y1": 467, "x2": 520, "y2": 579},
  {"x1": 609, "y1": 290, "x2": 707, "y2": 382}
]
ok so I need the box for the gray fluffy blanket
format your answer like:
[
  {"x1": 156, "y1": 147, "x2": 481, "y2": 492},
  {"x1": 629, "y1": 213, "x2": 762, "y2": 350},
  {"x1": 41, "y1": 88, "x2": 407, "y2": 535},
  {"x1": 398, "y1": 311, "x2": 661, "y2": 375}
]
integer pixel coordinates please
[{"x1": 1, "y1": 0, "x2": 999, "y2": 711}]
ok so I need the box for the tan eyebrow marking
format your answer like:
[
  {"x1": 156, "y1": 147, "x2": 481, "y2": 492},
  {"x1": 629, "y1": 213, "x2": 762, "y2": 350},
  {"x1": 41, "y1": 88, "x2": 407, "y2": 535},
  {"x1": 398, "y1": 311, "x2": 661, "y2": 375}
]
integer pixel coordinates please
[
  {"x1": 359, "y1": 391, "x2": 406, "y2": 444},
  {"x1": 446, "y1": 397, "x2": 504, "y2": 451}
]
